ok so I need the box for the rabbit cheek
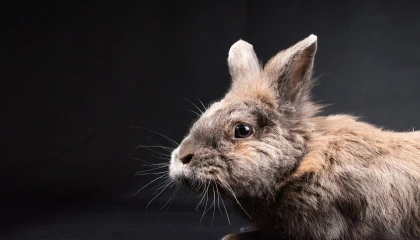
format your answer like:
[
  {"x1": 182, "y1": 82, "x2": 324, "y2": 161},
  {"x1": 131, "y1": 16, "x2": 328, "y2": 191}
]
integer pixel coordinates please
[
  {"x1": 189, "y1": 151, "x2": 226, "y2": 181},
  {"x1": 223, "y1": 150, "x2": 273, "y2": 198}
]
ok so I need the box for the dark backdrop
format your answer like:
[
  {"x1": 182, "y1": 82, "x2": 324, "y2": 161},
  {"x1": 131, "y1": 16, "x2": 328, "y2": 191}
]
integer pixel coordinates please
[{"x1": 1, "y1": 1, "x2": 420, "y2": 239}]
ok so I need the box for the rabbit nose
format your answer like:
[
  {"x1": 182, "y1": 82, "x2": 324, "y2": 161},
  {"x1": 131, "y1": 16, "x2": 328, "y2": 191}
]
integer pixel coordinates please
[
  {"x1": 178, "y1": 137, "x2": 196, "y2": 164},
  {"x1": 180, "y1": 153, "x2": 193, "y2": 164}
]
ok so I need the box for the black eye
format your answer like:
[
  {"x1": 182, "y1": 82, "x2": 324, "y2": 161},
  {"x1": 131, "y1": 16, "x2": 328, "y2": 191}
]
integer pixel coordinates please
[{"x1": 234, "y1": 123, "x2": 254, "y2": 138}]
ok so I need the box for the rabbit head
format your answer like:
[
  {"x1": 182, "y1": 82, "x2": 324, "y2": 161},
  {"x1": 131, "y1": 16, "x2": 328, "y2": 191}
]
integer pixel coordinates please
[{"x1": 169, "y1": 34, "x2": 320, "y2": 200}]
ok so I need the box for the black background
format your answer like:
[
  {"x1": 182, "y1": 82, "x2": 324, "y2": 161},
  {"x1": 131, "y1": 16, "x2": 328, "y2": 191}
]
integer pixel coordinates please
[{"x1": 1, "y1": 1, "x2": 420, "y2": 239}]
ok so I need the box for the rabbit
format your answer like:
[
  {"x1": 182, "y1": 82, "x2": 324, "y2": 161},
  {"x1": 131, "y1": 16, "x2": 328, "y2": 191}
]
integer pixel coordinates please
[{"x1": 168, "y1": 34, "x2": 420, "y2": 240}]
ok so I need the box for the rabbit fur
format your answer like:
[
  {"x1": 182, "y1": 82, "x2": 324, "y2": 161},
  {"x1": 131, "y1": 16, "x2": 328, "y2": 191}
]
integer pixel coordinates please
[{"x1": 169, "y1": 34, "x2": 420, "y2": 240}]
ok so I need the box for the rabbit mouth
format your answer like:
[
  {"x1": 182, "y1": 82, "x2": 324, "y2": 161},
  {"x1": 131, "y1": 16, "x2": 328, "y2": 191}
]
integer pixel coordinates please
[{"x1": 178, "y1": 176, "x2": 228, "y2": 197}]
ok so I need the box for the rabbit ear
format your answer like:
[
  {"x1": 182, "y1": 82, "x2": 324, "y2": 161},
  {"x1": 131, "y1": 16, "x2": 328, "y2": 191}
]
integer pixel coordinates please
[
  {"x1": 264, "y1": 34, "x2": 317, "y2": 108},
  {"x1": 228, "y1": 40, "x2": 261, "y2": 82}
]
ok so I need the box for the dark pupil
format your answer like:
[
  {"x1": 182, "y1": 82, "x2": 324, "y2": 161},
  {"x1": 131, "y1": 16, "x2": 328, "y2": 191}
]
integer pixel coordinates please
[{"x1": 236, "y1": 124, "x2": 250, "y2": 137}]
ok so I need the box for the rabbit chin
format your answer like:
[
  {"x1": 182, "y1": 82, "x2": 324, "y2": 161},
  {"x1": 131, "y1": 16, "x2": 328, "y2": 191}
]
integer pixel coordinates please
[{"x1": 168, "y1": 147, "x2": 192, "y2": 181}]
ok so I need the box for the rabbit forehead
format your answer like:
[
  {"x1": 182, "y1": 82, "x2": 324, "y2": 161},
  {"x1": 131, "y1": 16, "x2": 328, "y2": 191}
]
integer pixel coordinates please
[
  {"x1": 204, "y1": 94, "x2": 272, "y2": 117},
  {"x1": 191, "y1": 100, "x2": 260, "y2": 136},
  {"x1": 203, "y1": 98, "x2": 263, "y2": 121},
  {"x1": 202, "y1": 100, "x2": 225, "y2": 118}
]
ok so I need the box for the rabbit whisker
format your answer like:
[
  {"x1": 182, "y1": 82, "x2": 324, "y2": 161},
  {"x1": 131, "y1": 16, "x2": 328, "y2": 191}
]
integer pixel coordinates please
[
  {"x1": 149, "y1": 154, "x2": 171, "y2": 160},
  {"x1": 186, "y1": 109, "x2": 201, "y2": 117},
  {"x1": 217, "y1": 184, "x2": 231, "y2": 225},
  {"x1": 195, "y1": 182, "x2": 208, "y2": 210},
  {"x1": 185, "y1": 97, "x2": 204, "y2": 115},
  {"x1": 157, "y1": 181, "x2": 176, "y2": 209},
  {"x1": 151, "y1": 177, "x2": 173, "y2": 193},
  {"x1": 161, "y1": 184, "x2": 181, "y2": 213},
  {"x1": 211, "y1": 185, "x2": 216, "y2": 225},
  {"x1": 131, "y1": 126, "x2": 179, "y2": 147},
  {"x1": 135, "y1": 165, "x2": 168, "y2": 174},
  {"x1": 133, "y1": 163, "x2": 169, "y2": 167},
  {"x1": 146, "y1": 181, "x2": 175, "y2": 211},
  {"x1": 136, "y1": 145, "x2": 174, "y2": 152},
  {"x1": 130, "y1": 157, "x2": 166, "y2": 165},
  {"x1": 134, "y1": 144, "x2": 171, "y2": 157},
  {"x1": 226, "y1": 182, "x2": 252, "y2": 220},
  {"x1": 200, "y1": 182, "x2": 211, "y2": 224},
  {"x1": 133, "y1": 173, "x2": 168, "y2": 196},
  {"x1": 135, "y1": 171, "x2": 168, "y2": 176},
  {"x1": 216, "y1": 184, "x2": 223, "y2": 215},
  {"x1": 196, "y1": 97, "x2": 207, "y2": 111}
]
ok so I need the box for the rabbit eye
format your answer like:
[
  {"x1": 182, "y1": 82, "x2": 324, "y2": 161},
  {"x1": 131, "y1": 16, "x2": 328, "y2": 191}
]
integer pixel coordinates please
[{"x1": 234, "y1": 123, "x2": 254, "y2": 138}]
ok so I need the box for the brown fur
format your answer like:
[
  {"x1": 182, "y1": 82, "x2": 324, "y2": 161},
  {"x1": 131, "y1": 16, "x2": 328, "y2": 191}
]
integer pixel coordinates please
[{"x1": 169, "y1": 34, "x2": 420, "y2": 240}]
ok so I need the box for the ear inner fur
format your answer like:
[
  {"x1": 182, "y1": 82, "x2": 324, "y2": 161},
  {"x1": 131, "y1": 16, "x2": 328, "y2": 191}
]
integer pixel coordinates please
[{"x1": 264, "y1": 34, "x2": 318, "y2": 117}]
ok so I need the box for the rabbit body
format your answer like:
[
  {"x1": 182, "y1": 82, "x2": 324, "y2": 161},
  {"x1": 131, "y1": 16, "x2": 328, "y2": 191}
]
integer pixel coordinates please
[
  {"x1": 169, "y1": 35, "x2": 420, "y2": 240},
  {"x1": 237, "y1": 114, "x2": 420, "y2": 239}
]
